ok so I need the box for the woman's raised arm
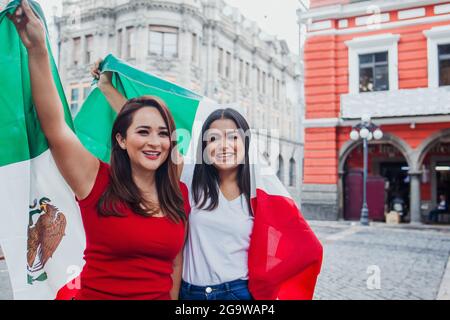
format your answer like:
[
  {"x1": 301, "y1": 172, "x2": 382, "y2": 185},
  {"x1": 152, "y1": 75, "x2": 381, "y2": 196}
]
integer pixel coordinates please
[{"x1": 9, "y1": 0, "x2": 98, "y2": 200}]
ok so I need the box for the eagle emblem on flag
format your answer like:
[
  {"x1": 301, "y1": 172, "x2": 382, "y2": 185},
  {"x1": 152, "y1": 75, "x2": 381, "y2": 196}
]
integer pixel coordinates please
[{"x1": 27, "y1": 197, "x2": 67, "y2": 284}]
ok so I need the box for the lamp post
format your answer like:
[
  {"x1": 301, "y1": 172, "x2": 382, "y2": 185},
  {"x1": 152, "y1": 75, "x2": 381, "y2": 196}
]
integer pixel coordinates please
[{"x1": 349, "y1": 115, "x2": 383, "y2": 226}]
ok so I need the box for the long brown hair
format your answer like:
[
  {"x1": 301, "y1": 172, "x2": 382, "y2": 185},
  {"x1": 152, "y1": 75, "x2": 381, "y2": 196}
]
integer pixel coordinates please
[{"x1": 97, "y1": 96, "x2": 185, "y2": 223}]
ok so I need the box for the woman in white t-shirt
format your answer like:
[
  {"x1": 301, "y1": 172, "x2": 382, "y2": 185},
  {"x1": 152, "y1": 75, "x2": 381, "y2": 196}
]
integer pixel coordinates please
[{"x1": 180, "y1": 108, "x2": 255, "y2": 300}]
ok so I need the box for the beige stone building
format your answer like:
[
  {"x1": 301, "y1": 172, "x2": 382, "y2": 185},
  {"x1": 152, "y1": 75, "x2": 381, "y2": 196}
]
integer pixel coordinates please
[{"x1": 56, "y1": 0, "x2": 304, "y2": 200}]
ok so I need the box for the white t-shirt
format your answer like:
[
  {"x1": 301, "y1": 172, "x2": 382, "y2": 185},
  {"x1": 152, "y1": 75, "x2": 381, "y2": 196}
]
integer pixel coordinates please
[
  {"x1": 182, "y1": 186, "x2": 254, "y2": 286},
  {"x1": 438, "y1": 200, "x2": 447, "y2": 211}
]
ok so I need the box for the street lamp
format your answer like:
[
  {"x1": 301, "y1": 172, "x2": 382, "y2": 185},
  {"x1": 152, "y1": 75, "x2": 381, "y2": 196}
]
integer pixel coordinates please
[{"x1": 349, "y1": 115, "x2": 383, "y2": 226}]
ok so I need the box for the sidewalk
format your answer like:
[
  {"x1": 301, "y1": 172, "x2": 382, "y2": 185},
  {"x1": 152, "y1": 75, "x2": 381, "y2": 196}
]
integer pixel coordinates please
[
  {"x1": 309, "y1": 219, "x2": 450, "y2": 233},
  {"x1": 437, "y1": 255, "x2": 450, "y2": 300},
  {"x1": 308, "y1": 219, "x2": 450, "y2": 300}
]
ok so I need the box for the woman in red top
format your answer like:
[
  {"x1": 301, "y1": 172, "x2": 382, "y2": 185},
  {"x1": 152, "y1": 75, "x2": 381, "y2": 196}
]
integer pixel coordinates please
[{"x1": 9, "y1": 0, "x2": 188, "y2": 300}]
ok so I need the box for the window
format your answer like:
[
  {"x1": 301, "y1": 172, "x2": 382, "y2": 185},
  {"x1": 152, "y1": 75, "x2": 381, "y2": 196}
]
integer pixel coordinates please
[
  {"x1": 73, "y1": 37, "x2": 81, "y2": 65},
  {"x1": 289, "y1": 158, "x2": 296, "y2": 187},
  {"x1": 345, "y1": 33, "x2": 399, "y2": 94},
  {"x1": 218, "y1": 48, "x2": 223, "y2": 75},
  {"x1": 359, "y1": 52, "x2": 389, "y2": 92},
  {"x1": 149, "y1": 30, "x2": 163, "y2": 55},
  {"x1": 85, "y1": 34, "x2": 93, "y2": 64},
  {"x1": 265, "y1": 131, "x2": 271, "y2": 157},
  {"x1": 70, "y1": 88, "x2": 79, "y2": 114},
  {"x1": 239, "y1": 59, "x2": 243, "y2": 83},
  {"x1": 83, "y1": 86, "x2": 91, "y2": 101},
  {"x1": 262, "y1": 72, "x2": 266, "y2": 94},
  {"x1": 226, "y1": 51, "x2": 232, "y2": 78},
  {"x1": 438, "y1": 44, "x2": 450, "y2": 86},
  {"x1": 149, "y1": 26, "x2": 178, "y2": 58},
  {"x1": 117, "y1": 29, "x2": 123, "y2": 58},
  {"x1": 69, "y1": 84, "x2": 91, "y2": 114},
  {"x1": 126, "y1": 26, "x2": 135, "y2": 59},
  {"x1": 245, "y1": 62, "x2": 250, "y2": 86},
  {"x1": 424, "y1": 26, "x2": 450, "y2": 87},
  {"x1": 276, "y1": 79, "x2": 280, "y2": 99},
  {"x1": 272, "y1": 77, "x2": 276, "y2": 98},
  {"x1": 164, "y1": 32, "x2": 177, "y2": 58},
  {"x1": 192, "y1": 33, "x2": 197, "y2": 63},
  {"x1": 268, "y1": 75, "x2": 272, "y2": 95},
  {"x1": 257, "y1": 68, "x2": 261, "y2": 92}
]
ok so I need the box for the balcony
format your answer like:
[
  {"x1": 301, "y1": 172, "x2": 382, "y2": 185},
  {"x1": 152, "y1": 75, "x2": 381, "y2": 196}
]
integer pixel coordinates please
[{"x1": 340, "y1": 86, "x2": 450, "y2": 119}]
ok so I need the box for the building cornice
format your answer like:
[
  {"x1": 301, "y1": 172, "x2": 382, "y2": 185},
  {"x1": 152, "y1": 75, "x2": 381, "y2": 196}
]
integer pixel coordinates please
[
  {"x1": 58, "y1": 7, "x2": 116, "y2": 27},
  {"x1": 298, "y1": 0, "x2": 445, "y2": 22},
  {"x1": 303, "y1": 118, "x2": 340, "y2": 128},
  {"x1": 303, "y1": 115, "x2": 450, "y2": 128},
  {"x1": 253, "y1": 131, "x2": 304, "y2": 147},
  {"x1": 87, "y1": 1, "x2": 206, "y2": 25},
  {"x1": 305, "y1": 12, "x2": 450, "y2": 38}
]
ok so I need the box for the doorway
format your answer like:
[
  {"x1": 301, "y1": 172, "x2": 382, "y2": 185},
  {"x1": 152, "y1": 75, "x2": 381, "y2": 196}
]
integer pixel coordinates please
[
  {"x1": 379, "y1": 162, "x2": 410, "y2": 221},
  {"x1": 436, "y1": 161, "x2": 450, "y2": 206}
]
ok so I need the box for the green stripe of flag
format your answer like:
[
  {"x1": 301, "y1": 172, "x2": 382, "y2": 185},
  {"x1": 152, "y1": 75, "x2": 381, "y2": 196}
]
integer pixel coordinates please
[{"x1": 0, "y1": 0, "x2": 74, "y2": 167}]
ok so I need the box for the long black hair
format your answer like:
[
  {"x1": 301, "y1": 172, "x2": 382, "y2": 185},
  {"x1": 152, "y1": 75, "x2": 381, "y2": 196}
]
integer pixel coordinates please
[{"x1": 192, "y1": 108, "x2": 253, "y2": 215}]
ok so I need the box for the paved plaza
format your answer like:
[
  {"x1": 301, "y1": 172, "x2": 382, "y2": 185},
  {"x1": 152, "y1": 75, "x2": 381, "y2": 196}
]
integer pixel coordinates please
[
  {"x1": 1, "y1": 220, "x2": 449, "y2": 300},
  {"x1": 310, "y1": 221, "x2": 450, "y2": 300}
]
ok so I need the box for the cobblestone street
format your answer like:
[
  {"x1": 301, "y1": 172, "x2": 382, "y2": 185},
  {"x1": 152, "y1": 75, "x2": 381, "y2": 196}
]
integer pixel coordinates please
[
  {"x1": 1, "y1": 221, "x2": 449, "y2": 300},
  {"x1": 310, "y1": 221, "x2": 450, "y2": 300}
]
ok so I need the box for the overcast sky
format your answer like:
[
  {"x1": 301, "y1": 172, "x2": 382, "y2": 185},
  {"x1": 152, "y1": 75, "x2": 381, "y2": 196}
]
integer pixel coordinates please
[
  {"x1": 37, "y1": 0, "x2": 301, "y2": 54},
  {"x1": 222, "y1": 0, "x2": 300, "y2": 53}
]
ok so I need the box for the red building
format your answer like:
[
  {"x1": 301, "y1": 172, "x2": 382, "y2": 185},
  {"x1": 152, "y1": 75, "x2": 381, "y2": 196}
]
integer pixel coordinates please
[{"x1": 298, "y1": 0, "x2": 450, "y2": 223}]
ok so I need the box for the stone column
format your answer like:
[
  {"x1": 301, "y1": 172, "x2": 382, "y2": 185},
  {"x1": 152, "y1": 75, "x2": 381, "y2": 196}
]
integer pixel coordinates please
[
  {"x1": 409, "y1": 171, "x2": 422, "y2": 224},
  {"x1": 337, "y1": 170, "x2": 345, "y2": 220},
  {"x1": 121, "y1": 27, "x2": 127, "y2": 60},
  {"x1": 204, "y1": 26, "x2": 216, "y2": 97},
  {"x1": 251, "y1": 52, "x2": 257, "y2": 128},
  {"x1": 81, "y1": 35, "x2": 86, "y2": 66},
  {"x1": 178, "y1": 23, "x2": 191, "y2": 88},
  {"x1": 135, "y1": 23, "x2": 147, "y2": 68},
  {"x1": 95, "y1": 27, "x2": 108, "y2": 63},
  {"x1": 232, "y1": 39, "x2": 240, "y2": 102}
]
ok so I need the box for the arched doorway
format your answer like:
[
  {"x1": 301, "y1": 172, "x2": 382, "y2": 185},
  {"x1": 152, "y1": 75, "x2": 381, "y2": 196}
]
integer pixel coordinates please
[
  {"x1": 416, "y1": 129, "x2": 450, "y2": 223},
  {"x1": 338, "y1": 134, "x2": 413, "y2": 222},
  {"x1": 289, "y1": 158, "x2": 296, "y2": 187}
]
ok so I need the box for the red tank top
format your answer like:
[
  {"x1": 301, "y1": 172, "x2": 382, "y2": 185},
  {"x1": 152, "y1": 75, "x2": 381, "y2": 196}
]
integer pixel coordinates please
[{"x1": 74, "y1": 161, "x2": 189, "y2": 300}]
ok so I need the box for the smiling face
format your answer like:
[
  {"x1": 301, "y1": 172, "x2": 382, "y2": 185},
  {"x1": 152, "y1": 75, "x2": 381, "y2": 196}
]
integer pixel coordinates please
[
  {"x1": 116, "y1": 107, "x2": 171, "y2": 173},
  {"x1": 204, "y1": 118, "x2": 245, "y2": 172}
]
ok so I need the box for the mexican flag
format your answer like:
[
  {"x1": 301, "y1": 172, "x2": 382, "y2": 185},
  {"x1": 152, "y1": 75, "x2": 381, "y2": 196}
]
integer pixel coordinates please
[
  {"x1": 0, "y1": 0, "x2": 85, "y2": 299},
  {"x1": 1, "y1": 1, "x2": 322, "y2": 300}
]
